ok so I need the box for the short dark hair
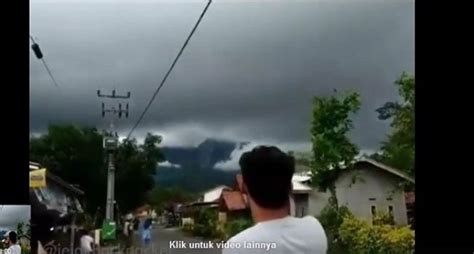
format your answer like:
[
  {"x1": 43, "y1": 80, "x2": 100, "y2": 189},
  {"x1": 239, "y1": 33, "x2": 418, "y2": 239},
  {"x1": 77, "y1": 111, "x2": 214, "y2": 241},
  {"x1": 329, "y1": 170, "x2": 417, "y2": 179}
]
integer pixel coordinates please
[
  {"x1": 8, "y1": 231, "x2": 17, "y2": 243},
  {"x1": 239, "y1": 146, "x2": 295, "y2": 209}
]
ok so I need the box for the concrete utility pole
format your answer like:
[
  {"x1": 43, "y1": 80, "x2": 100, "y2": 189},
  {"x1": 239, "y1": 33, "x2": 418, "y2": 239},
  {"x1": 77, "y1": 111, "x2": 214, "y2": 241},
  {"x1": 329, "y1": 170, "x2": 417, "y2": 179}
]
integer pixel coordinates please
[{"x1": 98, "y1": 89, "x2": 130, "y2": 221}]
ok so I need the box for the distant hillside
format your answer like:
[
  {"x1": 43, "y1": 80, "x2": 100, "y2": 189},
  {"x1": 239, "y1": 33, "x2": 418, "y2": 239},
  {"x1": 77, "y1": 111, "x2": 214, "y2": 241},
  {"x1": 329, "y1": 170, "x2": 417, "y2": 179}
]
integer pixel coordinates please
[
  {"x1": 155, "y1": 138, "x2": 245, "y2": 192},
  {"x1": 154, "y1": 166, "x2": 236, "y2": 192}
]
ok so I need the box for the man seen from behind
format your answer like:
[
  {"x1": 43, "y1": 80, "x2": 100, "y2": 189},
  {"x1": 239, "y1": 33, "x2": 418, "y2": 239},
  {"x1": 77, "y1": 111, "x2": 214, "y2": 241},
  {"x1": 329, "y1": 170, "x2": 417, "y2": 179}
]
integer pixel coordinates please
[{"x1": 223, "y1": 146, "x2": 327, "y2": 254}]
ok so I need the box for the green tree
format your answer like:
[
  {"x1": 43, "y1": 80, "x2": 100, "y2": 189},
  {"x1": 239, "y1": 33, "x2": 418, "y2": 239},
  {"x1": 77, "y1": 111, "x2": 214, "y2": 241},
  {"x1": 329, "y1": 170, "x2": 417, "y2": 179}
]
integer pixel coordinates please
[
  {"x1": 29, "y1": 125, "x2": 105, "y2": 214},
  {"x1": 375, "y1": 73, "x2": 415, "y2": 177},
  {"x1": 17, "y1": 222, "x2": 25, "y2": 236},
  {"x1": 29, "y1": 124, "x2": 165, "y2": 215},
  {"x1": 26, "y1": 221, "x2": 31, "y2": 237},
  {"x1": 115, "y1": 133, "x2": 165, "y2": 212},
  {"x1": 310, "y1": 91, "x2": 361, "y2": 206},
  {"x1": 150, "y1": 186, "x2": 194, "y2": 212}
]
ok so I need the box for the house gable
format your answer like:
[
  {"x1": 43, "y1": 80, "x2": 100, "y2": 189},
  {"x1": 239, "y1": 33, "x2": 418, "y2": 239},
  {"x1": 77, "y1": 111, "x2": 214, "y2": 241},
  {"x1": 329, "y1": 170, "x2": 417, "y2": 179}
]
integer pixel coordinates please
[
  {"x1": 202, "y1": 185, "x2": 232, "y2": 203},
  {"x1": 334, "y1": 163, "x2": 408, "y2": 225}
]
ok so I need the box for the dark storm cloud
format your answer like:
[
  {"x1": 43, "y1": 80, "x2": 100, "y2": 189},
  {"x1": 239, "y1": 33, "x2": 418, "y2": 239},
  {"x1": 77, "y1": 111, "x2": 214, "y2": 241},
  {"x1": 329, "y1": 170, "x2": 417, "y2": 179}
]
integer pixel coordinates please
[
  {"x1": 0, "y1": 206, "x2": 30, "y2": 231},
  {"x1": 30, "y1": 0, "x2": 414, "y2": 149}
]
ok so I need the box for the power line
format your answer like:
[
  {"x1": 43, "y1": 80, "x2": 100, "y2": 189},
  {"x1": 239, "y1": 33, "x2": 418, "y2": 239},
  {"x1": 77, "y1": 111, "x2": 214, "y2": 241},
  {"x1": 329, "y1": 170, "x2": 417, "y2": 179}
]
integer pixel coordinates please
[
  {"x1": 125, "y1": 0, "x2": 212, "y2": 140},
  {"x1": 41, "y1": 58, "x2": 61, "y2": 91},
  {"x1": 30, "y1": 35, "x2": 62, "y2": 92}
]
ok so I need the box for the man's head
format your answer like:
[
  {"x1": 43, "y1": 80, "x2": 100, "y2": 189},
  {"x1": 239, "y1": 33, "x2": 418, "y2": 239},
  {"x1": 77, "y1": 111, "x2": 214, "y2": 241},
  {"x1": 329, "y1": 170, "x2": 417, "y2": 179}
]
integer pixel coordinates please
[
  {"x1": 239, "y1": 146, "x2": 295, "y2": 210},
  {"x1": 7, "y1": 231, "x2": 17, "y2": 245}
]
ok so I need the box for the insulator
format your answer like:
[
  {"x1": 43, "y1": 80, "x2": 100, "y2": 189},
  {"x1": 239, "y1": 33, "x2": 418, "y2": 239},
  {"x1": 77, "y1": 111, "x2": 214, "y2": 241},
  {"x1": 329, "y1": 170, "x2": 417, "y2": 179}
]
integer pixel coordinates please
[{"x1": 31, "y1": 43, "x2": 43, "y2": 59}]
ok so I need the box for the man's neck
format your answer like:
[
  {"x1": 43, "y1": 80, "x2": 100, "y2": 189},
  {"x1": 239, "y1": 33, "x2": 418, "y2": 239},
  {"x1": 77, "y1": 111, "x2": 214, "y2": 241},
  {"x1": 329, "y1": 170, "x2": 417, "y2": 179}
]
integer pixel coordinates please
[{"x1": 250, "y1": 200, "x2": 289, "y2": 223}]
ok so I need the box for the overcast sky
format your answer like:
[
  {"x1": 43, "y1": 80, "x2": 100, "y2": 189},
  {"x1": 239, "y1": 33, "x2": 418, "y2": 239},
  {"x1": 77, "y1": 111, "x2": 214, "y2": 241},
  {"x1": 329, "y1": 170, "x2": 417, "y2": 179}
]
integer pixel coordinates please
[
  {"x1": 0, "y1": 206, "x2": 30, "y2": 231},
  {"x1": 30, "y1": 0, "x2": 414, "y2": 151}
]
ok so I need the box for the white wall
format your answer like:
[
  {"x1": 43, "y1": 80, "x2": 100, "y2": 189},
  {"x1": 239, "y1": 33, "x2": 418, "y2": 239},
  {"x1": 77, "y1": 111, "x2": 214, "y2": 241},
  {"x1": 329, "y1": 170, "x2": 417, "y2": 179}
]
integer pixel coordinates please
[
  {"x1": 334, "y1": 165, "x2": 408, "y2": 225},
  {"x1": 289, "y1": 195, "x2": 296, "y2": 216},
  {"x1": 308, "y1": 190, "x2": 331, "y2": 217}
]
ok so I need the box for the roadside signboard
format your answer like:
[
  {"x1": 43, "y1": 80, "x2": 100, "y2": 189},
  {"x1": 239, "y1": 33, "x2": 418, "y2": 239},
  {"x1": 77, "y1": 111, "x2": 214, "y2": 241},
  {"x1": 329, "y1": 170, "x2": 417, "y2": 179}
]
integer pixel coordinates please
[
  {"x1": 30, "y1": 168, "x2": 47, "y2": 188},
  {"x1": 101, "y1": 219, "x2": 116, "y2": 241}
]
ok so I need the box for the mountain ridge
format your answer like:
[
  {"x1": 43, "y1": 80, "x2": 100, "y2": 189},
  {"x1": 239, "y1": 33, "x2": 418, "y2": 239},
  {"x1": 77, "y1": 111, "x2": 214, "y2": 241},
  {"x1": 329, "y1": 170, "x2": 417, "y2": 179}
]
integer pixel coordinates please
[{"x1": 155, "y1": 138, "x2": 244, "y2": 192}]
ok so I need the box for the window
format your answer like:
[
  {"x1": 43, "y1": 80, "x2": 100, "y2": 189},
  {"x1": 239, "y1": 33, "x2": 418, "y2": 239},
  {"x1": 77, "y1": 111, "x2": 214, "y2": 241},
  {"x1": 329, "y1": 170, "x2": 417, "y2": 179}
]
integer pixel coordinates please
[
  {"x1": 371, "y1": 205, "x2": 377, "y2": 217},
  {"x1": 369, "y1": 198, "x2": 376, "y2": 201},
  {"x1": 388, "y1": 205, "x2": 394, "y2": 217},
  {"x1": 388, "y1": 205, "x2": 395, "y2": 225}
]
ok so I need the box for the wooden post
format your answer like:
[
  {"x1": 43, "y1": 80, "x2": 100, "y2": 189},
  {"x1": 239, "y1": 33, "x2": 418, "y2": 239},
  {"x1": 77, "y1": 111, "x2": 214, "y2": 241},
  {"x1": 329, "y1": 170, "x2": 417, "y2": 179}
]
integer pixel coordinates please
[{"x1": 70, "y1": 214, "x2": 76, "y2": 254}]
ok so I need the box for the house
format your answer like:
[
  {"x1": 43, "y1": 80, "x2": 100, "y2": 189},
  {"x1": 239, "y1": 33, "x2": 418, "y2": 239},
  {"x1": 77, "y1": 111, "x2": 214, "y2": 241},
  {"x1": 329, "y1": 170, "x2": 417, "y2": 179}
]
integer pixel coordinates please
[
  {"x1": 229, "y1": 173, "x2": 310, "y2": 219},
  {"x1": 233, "y1": 174, "x2": 248, "y2": 206},
  {"x1": 294, "y1": 158, "x2": 415, "y2": 225},
  {"x1": 30, "y1": 161, "x2": 85, "y2": 251},
  {"x1": 29, "y1": 161, "x2": 85, "y2": 216},
  {"x1": 405, "y1": 192, "x2": 415, "y2": 228},
  {"x1": 289, "y1": 180, "x2": 313, "y2": 218},
  {"x1": 182, "y1": 185, "x2": 231, "y2": 218},
  {"x1": 218, "y1": 176, "x2": 250, "y2": 222},
  {"x1": 202, "y1": 185, "x2": 232, "y2": 203},
  {"x1": 223, "y1": 173, "x2": 314, "y2": 219}
]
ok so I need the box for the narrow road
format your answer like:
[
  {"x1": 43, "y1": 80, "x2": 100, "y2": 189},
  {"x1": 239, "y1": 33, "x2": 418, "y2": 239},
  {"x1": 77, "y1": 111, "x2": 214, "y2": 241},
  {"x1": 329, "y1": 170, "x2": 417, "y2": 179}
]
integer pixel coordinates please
[{"x1": 133, "y1": 225, "x2": 223, "y2": 254}]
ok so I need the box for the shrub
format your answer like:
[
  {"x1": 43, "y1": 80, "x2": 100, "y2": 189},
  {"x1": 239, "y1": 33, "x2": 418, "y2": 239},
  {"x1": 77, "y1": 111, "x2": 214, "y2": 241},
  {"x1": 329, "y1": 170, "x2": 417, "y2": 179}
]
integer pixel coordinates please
[
  {"x1": 182, "y1": 222, "x2": 194, "y2": 233},
  {"x1": 192, "y1": 208, "x2": 220, "y2": 239},
  {"x1": 226, "y1": 217, "x2": 253, "y2": 239},
  {"x1": 214, "y1": 221, "x2": 228, "y2": 241},
  {"x1": 317, "y1": 204, "x2": 351, "y2": 253},
  {"x1": 21, "y1": 245, "x2": 31, "y2": 254},
  {"x1": 318, "y1": 204, "x2": 351, "y2": 234},
  {"x1": 339, "y1": 214, "x2": 414, "y2": 254},
  {"x1": 372, "y1": 211, "x2": 395, "y2": 226}
]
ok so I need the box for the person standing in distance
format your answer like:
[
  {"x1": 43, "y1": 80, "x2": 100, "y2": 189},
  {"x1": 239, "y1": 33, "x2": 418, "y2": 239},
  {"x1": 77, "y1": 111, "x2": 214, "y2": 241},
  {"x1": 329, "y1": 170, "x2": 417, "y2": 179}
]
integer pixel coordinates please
[
  {"x1": 223, "y1": 146, "x2": 327, "y2": 254},
  {"x1": 6, "y1": 231, "x2": 21, "y2": 254},
  {"x1": 79, "y1": 230, "x2": 95, "y2": 254}
]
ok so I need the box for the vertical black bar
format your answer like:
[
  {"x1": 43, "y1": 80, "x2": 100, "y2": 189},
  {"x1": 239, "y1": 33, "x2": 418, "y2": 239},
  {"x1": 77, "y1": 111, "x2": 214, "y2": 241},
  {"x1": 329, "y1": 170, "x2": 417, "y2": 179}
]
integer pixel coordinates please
[{"x1": 1, "y1": 0, "x2": 29, "y2": 204}]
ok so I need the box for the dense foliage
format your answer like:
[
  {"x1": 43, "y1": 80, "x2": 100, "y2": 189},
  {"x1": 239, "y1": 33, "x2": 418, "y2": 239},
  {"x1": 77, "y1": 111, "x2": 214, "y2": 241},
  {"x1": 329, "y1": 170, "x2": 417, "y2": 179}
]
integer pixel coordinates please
[
  {"x1": 29, "y1": 125, "x2": 165, "y2": 214},
  {"x1": 310, "y1": 91, "x2": 361, "y2": 205},
  {"x1": 184, "y1": 208, "x2": 253, "y2": 241},
  {"x1": 192, "y1": 208, "x2": 219, "y2": 238},
  {"x1": 150, "y1": 186, "x2": 195, "y2": 212},
  {"x1": 339, "y1": 214, "x2": 414, "y2": 254},
  {"x1": 317, "y1": 204, "x2": 352, "y2": 253},
  {"x1": 155, "y1": 166, "x2": 235, "y2": 193},
  {"x1": 374, "y1": 72, "x2": 415, "y2": 178},
  {"x1": 225, "y1": 217, "x2": 253, "y2": 239}
]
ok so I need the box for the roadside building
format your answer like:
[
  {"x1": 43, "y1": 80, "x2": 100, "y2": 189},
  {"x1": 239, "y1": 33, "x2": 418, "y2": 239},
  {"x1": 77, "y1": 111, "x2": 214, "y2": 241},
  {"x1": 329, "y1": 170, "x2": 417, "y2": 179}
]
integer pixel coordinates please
[
  {"x1": 292, "y1": 158, "x2": 414, "y2": 225},
  {"x1": 29, "y1": 161, "x2": 85, "y2": 252}
]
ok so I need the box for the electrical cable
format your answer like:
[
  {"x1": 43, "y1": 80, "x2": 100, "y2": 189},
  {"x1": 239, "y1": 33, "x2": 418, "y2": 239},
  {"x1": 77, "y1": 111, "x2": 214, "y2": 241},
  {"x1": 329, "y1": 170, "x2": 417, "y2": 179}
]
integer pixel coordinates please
[
  {"x1": 125, "y1": 0, "x2": 212, "y2": 140},
  {"x1": 30, "y1": 35, "x2": 62, "y2": 92}
]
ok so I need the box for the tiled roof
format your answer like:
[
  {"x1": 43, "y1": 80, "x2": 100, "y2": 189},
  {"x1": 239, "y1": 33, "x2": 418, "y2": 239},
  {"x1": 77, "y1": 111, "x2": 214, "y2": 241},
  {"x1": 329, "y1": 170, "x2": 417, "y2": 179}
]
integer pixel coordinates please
[
  {"x1": 236, "y1": 174, "x2": 244, "y2": 192},
  {"x1": 203, "y1": 185, "x2": 232, "y2": 202},
  {"x1": 222, "y1": 191, "x2": 247, "y2": 211},
  {"x1": 357, "y1": 158, "x2": 415, "y2": 183}
]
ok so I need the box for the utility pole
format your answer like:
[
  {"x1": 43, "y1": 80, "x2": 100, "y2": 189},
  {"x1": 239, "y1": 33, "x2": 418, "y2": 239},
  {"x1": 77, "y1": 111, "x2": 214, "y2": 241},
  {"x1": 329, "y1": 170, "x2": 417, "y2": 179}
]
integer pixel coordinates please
[{"x1": 97, "y1": 89, "x2": 130, "y2": 224}]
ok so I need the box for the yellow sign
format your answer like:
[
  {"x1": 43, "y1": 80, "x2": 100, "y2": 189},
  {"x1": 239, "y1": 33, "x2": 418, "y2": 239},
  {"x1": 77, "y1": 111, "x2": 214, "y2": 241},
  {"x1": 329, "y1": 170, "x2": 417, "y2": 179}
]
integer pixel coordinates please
[{"x1": 30, "y1": 168, "x2": 47, "y2": 188}]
